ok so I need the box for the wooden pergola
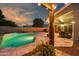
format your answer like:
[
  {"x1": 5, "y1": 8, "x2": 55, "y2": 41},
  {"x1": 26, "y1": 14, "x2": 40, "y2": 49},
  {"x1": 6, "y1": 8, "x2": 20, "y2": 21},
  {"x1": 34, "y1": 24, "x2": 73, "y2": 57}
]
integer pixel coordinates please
[{"x1": 41, "y1": 3, "x2": 71, "y2": 46}]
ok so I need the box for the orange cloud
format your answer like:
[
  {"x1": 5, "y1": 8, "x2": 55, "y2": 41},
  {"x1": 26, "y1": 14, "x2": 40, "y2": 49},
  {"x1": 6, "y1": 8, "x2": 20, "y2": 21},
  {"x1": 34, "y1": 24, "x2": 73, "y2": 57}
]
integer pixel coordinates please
[{"x1": 1, "y1": 7, "x2": 30, "y2": 26}]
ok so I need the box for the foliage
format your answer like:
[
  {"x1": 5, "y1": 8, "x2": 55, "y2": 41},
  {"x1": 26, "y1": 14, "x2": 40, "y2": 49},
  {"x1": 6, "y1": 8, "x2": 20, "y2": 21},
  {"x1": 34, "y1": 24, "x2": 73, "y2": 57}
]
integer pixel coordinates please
[
  {"x1": 34, "y1": 40, "x2": 55, "y2": 56},
  {"x1": 0, "y1": 9, "x2": 17, "y2": 27},
  {"x1": 32, "y1": 18, "x2": 44, "y2": 27}
]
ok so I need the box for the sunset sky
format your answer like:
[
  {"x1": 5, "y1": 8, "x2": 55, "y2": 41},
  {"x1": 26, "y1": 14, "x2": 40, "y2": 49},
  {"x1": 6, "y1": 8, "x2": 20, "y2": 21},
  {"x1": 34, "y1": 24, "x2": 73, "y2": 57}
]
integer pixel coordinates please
[{"x1": 0, "y1": 3, "x2": 49, "y2": 26}]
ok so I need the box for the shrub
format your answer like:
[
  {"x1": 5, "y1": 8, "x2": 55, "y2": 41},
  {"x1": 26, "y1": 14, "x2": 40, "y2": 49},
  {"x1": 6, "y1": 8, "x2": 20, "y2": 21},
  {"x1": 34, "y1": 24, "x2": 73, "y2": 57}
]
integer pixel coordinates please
[{"x1": 34, "y1": 40, "x2": 55, "y2": 56}]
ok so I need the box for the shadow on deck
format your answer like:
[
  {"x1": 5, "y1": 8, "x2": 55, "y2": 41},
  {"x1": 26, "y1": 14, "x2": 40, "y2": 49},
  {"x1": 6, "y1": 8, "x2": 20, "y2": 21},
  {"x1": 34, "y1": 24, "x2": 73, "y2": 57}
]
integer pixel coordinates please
[{"x1": 55, "y1": 41, "x2": 79, "y2": 56}]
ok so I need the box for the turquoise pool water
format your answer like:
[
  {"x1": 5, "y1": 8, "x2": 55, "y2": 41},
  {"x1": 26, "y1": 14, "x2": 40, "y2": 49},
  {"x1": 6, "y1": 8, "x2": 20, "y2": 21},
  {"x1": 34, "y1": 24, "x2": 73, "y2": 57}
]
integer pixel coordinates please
[{"x1": 1, "y1": 33, "x2": 35, "y2": 48}]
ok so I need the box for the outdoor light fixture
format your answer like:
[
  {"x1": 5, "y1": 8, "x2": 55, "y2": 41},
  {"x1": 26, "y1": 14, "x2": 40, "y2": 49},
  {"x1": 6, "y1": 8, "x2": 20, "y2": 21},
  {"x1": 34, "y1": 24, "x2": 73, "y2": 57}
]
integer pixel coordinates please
[
  {"x1": 38, "y1": 3, "x2": 41, "y2": 6},
  {"x1": 38, "y1": 3, "x2": 49, "y2": 10},
  {"x1": 59, "y1": 17, "x2": 64, "y2": 22},
  {"x1": 71, "y1": 21, "x2": 75, "y2": 24},
  {"x1": 52, "y1": 4, "x2": 56, "y2": 9}
]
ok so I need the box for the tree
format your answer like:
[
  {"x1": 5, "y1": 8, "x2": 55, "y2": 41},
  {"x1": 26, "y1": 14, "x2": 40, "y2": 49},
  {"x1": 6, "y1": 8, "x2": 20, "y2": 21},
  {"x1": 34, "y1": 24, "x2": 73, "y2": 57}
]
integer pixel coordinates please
[
  {"x1": 32, "y1": 18, "x2": 44, "y2": 27},
  {"x1": 0, "y1": 9, "x2": 17, "y2": 27},
  {"x1": 0, "y1": 9, "x2": 5, "y2": 20}
]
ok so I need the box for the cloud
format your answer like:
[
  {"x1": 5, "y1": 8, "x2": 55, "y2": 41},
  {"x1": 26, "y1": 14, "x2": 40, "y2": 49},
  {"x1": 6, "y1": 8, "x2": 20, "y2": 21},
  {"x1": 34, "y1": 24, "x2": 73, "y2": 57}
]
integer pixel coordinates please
[
  {"x1": 1, "y1": 7, "x2": 35, "y2": 26},
  {"x1": 0, "y1": 3, "x2": 49, "y2": 26}
]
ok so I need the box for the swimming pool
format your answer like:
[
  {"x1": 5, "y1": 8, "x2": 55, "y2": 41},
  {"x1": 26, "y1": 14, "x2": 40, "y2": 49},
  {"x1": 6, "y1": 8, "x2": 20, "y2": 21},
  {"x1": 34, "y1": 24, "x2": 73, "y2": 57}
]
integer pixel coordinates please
[{"x1": 1, "y1": 33, "x2": 36, "y2": 48}]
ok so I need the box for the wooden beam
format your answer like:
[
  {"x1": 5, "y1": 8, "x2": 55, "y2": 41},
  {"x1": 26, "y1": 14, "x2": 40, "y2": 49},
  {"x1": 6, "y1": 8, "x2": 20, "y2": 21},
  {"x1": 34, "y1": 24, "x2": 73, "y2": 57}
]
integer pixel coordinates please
[
  {"x1": 41, "y1": 3, "x2": 53, "y2": 11},
  {"x1": 41, "y1": 3, "x2": 72, "y2": 46},
  {"x1": 55, "y1": 3, "x2": 71, "y2": 15}
]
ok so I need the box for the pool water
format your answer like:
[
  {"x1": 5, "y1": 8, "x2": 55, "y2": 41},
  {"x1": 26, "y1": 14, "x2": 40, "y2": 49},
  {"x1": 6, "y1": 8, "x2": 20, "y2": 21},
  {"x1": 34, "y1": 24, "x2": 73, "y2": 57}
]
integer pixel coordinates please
[{"x1": 1, "y1": 33, "x2": 35, "y2": 48}]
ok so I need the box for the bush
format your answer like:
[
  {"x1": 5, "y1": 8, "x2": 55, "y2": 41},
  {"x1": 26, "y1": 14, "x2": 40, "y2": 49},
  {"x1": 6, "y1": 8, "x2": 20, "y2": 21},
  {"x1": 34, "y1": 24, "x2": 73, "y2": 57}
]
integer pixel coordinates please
[{"x1": 34, "y1": 40, "x2": 55, "y2": 56}]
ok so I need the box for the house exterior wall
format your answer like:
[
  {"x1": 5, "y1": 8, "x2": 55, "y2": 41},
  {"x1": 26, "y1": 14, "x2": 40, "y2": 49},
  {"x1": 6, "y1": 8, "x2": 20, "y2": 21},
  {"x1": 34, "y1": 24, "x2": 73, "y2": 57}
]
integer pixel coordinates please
[{"x1": 55, "y1": 3, "x2": 79, "y2": 40}]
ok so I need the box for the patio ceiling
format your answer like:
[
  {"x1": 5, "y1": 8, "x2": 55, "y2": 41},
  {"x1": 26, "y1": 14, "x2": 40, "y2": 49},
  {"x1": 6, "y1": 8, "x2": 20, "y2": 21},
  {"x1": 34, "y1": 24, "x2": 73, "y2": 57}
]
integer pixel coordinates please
[
  {"x1": 41, "y1": 3, "x2": 72, "y2": 23},
  {"x1": 55, "y1": 10, "x2": 74, "y2": 24},
  {"x1": 41, "y1": 3, "x2": 71, "y2": 14}
]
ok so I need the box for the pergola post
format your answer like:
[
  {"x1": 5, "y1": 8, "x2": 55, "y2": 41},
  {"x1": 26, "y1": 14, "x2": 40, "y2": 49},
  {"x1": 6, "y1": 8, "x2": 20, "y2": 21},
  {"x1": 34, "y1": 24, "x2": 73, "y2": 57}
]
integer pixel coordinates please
[
  {"x1": 49, "y1": 11, "x2": 54, "y2": 46},
  {"x1": 41, "y1": 3, "x2": 54, "y2": 46}
]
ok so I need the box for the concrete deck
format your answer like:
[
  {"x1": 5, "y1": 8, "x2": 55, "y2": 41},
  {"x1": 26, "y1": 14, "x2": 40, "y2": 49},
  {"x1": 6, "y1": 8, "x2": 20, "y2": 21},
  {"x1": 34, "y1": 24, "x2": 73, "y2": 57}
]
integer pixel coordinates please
[
  {"x1": 55, "y1": 42, "x2": 79, "y2": 56},
  {"x1": 54, "y1": 33, "x2": 73, "y2": 47}
]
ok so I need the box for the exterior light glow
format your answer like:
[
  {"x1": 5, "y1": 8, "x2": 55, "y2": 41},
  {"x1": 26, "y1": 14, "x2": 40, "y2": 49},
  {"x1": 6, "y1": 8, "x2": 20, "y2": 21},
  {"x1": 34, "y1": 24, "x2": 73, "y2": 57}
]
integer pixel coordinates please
[
  {"x1": 52, "y1": 4, "x2": 56, "y2": 9},
  {"x1": 71, "y1": 21, "x2": 75, "y2": 24},
  {"x1": 59, "y1": 17, "x2": 64, "y2": 22},
  {"x1": 38, "y1": 3, "x2": 41, "y2": 6}
]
